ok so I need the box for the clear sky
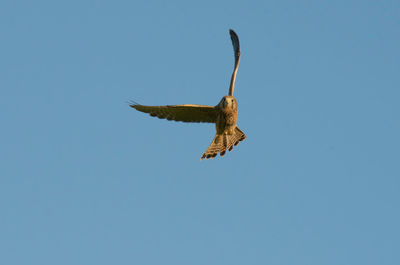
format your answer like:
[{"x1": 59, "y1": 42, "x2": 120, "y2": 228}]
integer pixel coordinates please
[{"x1": 1, "y1": 0, "x2": 399, "y2": 264}]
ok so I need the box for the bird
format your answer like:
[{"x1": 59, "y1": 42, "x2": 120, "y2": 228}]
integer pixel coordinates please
[{"x1": 130, "y1": 29, "x2": 246, "y2": 160}]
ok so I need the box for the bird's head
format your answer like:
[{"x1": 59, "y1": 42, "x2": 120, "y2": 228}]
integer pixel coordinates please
[{"x1": 218, "y1": 96, "x2": 237, "y2": 110}]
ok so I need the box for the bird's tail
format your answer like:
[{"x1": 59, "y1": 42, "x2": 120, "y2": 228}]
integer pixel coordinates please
[{"x1": 201, "y1": 126, "x2": 246, "y2": 160}]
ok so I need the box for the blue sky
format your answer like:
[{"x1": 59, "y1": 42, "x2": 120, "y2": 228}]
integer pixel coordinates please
[{"x1": 1, "y1": 0, "x2": 399, "y2": 264}]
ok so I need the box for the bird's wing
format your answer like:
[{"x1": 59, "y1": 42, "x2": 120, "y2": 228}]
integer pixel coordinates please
[
  {"x1": 130, "y1": 104, "x2": 217, "y2": 123},
  {"x1": 228, "y1": 29, "x2": 241, "y2": 96}
]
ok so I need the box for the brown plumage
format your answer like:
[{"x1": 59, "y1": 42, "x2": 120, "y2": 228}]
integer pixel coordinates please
[{"x1": 130, "y1": 29, "x2": 246, "y2": 160}]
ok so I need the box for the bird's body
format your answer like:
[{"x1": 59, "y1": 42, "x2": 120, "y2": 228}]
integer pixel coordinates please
[
  {"x1": 216, "y1": 96, "x2": 238, "y2": 135},
  {"x1": 130, "y1": 29, "x2": 246, "y2": 160}
]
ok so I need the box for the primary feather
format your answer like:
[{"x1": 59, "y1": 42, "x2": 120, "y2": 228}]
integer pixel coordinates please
[{"x1": 130, "y1": 104, "x2": 217, "y2": 123}]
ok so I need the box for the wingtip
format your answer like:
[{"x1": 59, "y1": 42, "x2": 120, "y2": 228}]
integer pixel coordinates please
[
  {"x1": 229, "y1": 29, "x2": 240, "y2": 52},
  {"x1": 128, "y1": 100, "x2": 141, "y2": 108},
  {"x1": 229, "y1": 29, "x2": 238, "y2": 38}
]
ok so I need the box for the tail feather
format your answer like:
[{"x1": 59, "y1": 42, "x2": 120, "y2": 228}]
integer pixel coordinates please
[{"x1": 201, "y1": 126, "x2": 246, "y2": 160}]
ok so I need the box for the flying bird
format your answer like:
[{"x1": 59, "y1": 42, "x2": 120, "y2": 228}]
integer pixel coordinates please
[{"x1": 130, "y1": 29, "x2": 246, "y2": 160}]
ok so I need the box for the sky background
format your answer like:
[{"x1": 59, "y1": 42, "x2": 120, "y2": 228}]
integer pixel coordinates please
[{"x1": 1, "y1": 0, "x2": 399, "y2": 264}]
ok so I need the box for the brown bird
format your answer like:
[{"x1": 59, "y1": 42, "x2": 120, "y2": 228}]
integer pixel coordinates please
[{"x1": 130, "y1": 29, "x2": 246, "y2": 160}]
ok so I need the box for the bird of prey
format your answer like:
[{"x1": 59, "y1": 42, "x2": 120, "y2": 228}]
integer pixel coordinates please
[{"x1": 130, "y1": 29, "x2": 246, "y2": 160}]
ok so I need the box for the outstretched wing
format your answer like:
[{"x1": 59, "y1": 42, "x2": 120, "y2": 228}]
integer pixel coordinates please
[
  {"x1": 130, "y1": 104, "x2": 217, "y2": 123},
  {"x1": 228, "y1": 29, "x2": 241, "y2": 96}
]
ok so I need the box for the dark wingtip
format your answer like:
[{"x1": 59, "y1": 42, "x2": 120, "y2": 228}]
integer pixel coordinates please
[
  {"x1": 128, "y1": 100, "x2": 141, "y2": 108},
  {"x1": 229, "y1": 29, "x2": 238, "y2": 39}
]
